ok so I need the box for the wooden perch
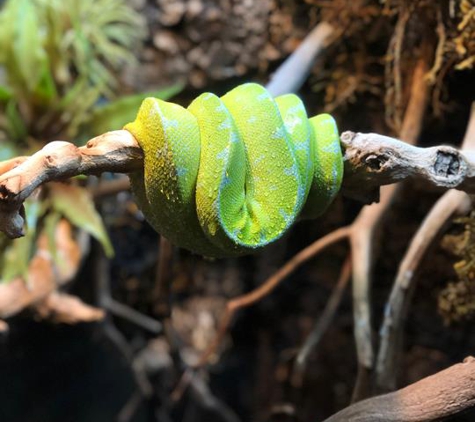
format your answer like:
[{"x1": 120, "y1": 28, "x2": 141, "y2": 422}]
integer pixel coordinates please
[
  {"x1": 1, "y1": 129, "x2": 475, "y2": 239},
  {"x1": 323, "y1": 356, "x2": 475, "y2": 422},
  {"x1": 341, "y1": 131, "x2": 475, "y2": 202}
]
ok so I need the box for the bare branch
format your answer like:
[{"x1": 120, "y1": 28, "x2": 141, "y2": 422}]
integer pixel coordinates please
[
  {"x1": 291, "y1": 254, "x2": 352, "y2": 387},
  {"x1": 342, "y1": 131, "x2": 475, "y2": 203},
  {"x1": 195, "y1": 226, "x2": 351, "y2": 367},
  {"x1": 266, "y1": 22, "x2": 335, "y2": 97},
  {"x1": 324, "y1": 356, "x2": 475, "y2": 422},
  {"x1": 1, "y1": 129, "x2": 475, "y2": 240},
  {"x1": 0, "y1": 130, "x2": 142, "y2": 238},
  {"x1": 376, "y1": 104, "x2": 475, "y2": 391},
  {"x1": 349, "y1": 58, "x2": 430, "y2": 402}
]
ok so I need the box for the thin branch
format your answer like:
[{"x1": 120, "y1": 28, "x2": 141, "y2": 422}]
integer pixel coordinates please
[
  {"x1": 195, "y1": 226, "x2": 351, "y2": 367},
  {"x1": 152, "y1": 236, "x2": 174, "y2": 318},
  {"x1": 324, "y1": 356, "x2": 475, "y2": 422},
  {"x1": 91, "y1": 176, "x2": 130, "y2": 198},
  {"x1": 375, "y1": 104, "x2": 475, "y2": 391},
  {"x1": 0, "y1": 130, "x2": 142, "y2": 238},
  {"x1": 93, "y1": 247, "x2": 154, "y2": 399},
  {"x1": 350, "y1": 58, "x2": 429, "y2": 401},
  {"x1": 341, "y1": 131, "x2": 475, "y2": 203},
  {"x1": 291, "y1": 254, "x2": 352, "y2": 387},
  {"x1": 103, "y1": 297, "x2": 163, "y2": 334},
  {"x1": 266, "y1": 22, "x2": 335, "y2": 97},
  {"x1": 188, "y1": 374, "x2": 242, "y2": 422}
]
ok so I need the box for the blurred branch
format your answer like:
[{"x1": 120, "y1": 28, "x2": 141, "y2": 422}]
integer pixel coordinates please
[
  {"x1": 324, "y1": 357, "x2": 475, "y2": 422},
  {"x1": 0, "y1": 219, "x2": 97, "y2": 322},
  {"x1": 291, "y1": 254, "x2": 352, "y2": 387},
  {"x1": 196, "y1": 226, "x2": 351, "y2": 367},
  {"x1": 0, "y1": 319, "x2": 9, "y2": 333},
  {"x1": 349, "y1": 58, "x2": 429, "y2": 401},
  {"x1": 375, "y1": 103, "x2": 475, "y2": 391},
  {"x1": 35, "y1": 291, "x2": 104, "y2": 323},
  {"x1": 266, "y1": 22, "x2": 334, "y2": 97}
]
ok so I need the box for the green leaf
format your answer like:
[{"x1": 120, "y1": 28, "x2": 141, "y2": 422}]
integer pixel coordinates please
[
  {"x1": 5, "y1": 100, "x2": 27, "y2": 141},
  {"x1": 12, "y1": 0, "x2": 47, "y2": 92},
  {"x1": 49, "y1": 183, "x2": 114, "y2": 257},
  {"x1": 0, "y1": 85, "x2": 12, "y2": 102},
  {"x1": 86, "y1": 84, "x2": 184, "y2": 135},
  {"x1": 33, "y1": 59, "x2": 58, "y2": 104}
]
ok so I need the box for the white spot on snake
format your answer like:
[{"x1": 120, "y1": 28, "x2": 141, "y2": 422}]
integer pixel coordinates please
[
  {"x1": 294, "y1": 141, "x2": 310, "y2": 151},
  {"x1": 297, "y1": 184, "x2": 306, "y2": 201},
  {"x1": 325, "y1": 162, "x2": 341, "y2": 198},
  {"x1": 161, "y1": 116, "x2": 179, "y2": 130},
  {"x1": 284, "y1": 116, "x2": 302, "y2": 134},
  {"x1": 232, "y1": 228, "x2": 242, "y2": 240},
  {"x1": 288, "y1": 103, "x2": 304, "y2": 113},
  {"x1": 248, "y1": 116, "x2": 257, "y2": 124},
  {"x1": 322, "y1": 142, "x2": 341, "y2": 154},
  {"x1": 215, "y1": 103, "x2": 226, "y2": 112},
  {"x1": 216, "y1": 148, "x2": 228, "y2": 160},
  {"x1": 272, "y1": 126, "x2": 285, "y2": 139},
  {"x1": 218, "y1": 120, "x2": 231, "y2": 130},
  {"x1": 203, "y1": 93, "x2": 213, "y2": 100},
  {"x1": 257, "y1": 92, "x2": 268, "y2": 101},
  {"x1": 279, "y1": 209, "x2": 292, "y2": 224},
  {"x1": 176, "y1": 166, "x2": 188, "y2": 177},
  {"x1": 221, "y1": 174, "x2": 232, "y2": 188},
  {"x1": 284, "y1": 165, "x2": 298, "y2": 178},
  {"x1": 253, "y1": 155, "x2": 265, "y2": 165}
]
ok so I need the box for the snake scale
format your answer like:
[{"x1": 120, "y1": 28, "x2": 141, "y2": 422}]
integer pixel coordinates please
[{"x1": 125, "y1": 83, "x2": 343, "y2": 258}]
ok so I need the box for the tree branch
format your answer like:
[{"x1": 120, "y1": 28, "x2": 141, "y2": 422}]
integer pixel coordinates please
[
  {"x1": 324, "y1": 356, "x2": 475, "y2": 422},
  {"x1": 375, "y1": 103, "x2": 475, "y2": 391},
  {"x1": 341, "y1": 131, "x2": 475, "y2": 203},
  {"x1": 349, "y1": 57, "x2": 430, "y2": 401},
  {"x1": 1, "y1": 128, "x2": 475, "y2": 239}
]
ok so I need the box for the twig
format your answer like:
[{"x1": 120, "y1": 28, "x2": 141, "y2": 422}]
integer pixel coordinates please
[
  {"x1": 188, "y1": 374, "x2": 242, "y2": 422},
  {"x1": 0, "y1": 130, "x2": 142, "y2": 238},
  {"x1": 323, "y1": 356, "x2": 475, "y2": 422},
  {"x1": 291, "y1": 254, "x2": 352, "y2": 387},
  {"x1": 117, "y1": 391, "x2": 143, "y2": 422},
  {"x1": 102, "y1": 297, "x2": 162, "y2": 334},
  {"x1": 375, "y1": 104, "x2": 475, "y2": 391},
  {"x1": 93, "y1": 247, "x2": 154, "y2": 400},
  {"x1": 266, "y1": 22, "x2": 335, "y2": 97},
  {"x1": 350, "y1": 58, "x2": 429, "y2": 401},
  {"x1": 91, "y1": 176, "x2": 130, "y2": 198},
  {"x1": 195, "y1": 226, "x2": 351, "y2": 367},
  {"x1": 152, "y1": 236, "x2": 174, "y2": 318}
]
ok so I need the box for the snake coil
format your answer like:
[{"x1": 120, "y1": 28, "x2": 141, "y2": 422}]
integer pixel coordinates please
[{"x1": 125, "y1": 83, "x2": 343, "y2": 257}]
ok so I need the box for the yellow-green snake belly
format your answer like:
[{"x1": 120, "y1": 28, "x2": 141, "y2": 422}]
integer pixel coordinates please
[{"x1": 124, "y1": 83, "x2": 343, "y2": 257}]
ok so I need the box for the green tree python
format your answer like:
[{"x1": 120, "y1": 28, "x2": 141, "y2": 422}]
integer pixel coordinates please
[{"x1": 125, "y1": 83, "x2": 343, "y2": 258}]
